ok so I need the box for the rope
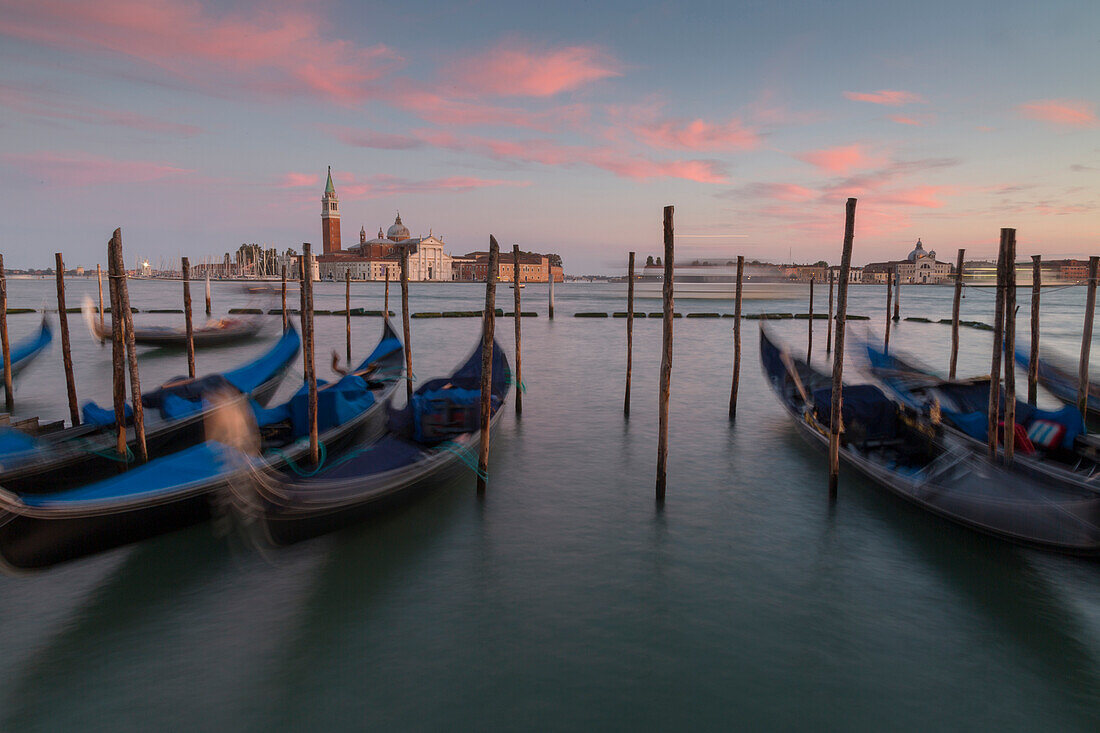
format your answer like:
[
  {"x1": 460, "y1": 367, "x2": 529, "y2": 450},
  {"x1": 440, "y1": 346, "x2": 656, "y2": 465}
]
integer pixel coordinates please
[
  {"x1": 268, "y1": 440, "x2": 328, "y2": 477},
  {"x1": 505, "y1": 374, "x2": 527, "y2": 393},
  {"x1": 438, "y1": 440, "x2": 487, "y2": 480}
]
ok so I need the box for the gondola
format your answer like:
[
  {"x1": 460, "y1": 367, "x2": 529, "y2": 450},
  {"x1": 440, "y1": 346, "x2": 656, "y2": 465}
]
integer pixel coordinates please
[
  {"x1": 83, "y1": 298, "x2": 263, "y2": 347},
  {"x1": 762, "y1": 327, "x2": 1100, "y2": 555},
  {"x1": 0, "y1": 320, "x2": 405, "y2": 570},
  {"x1": 241, "y1": 335, "x2": 510, "y2": 546},
  {"x1": 0, "y1": 324, "x2": 301, "y2": 494},
  {"x1": 863, "y1": 342, "x2": 1100, "y2": 493},
  {"x1": 8, "y1": 317, "x2": 52, "y2": 379},
  {"x1": 1013, "y1": 346, "x2": 1100, "y2": 419}
]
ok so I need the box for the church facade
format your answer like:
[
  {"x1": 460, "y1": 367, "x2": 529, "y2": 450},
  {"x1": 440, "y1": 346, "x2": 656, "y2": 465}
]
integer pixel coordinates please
[{"x1": 896, "y1": 239, "x2": 951, "y2": 284}]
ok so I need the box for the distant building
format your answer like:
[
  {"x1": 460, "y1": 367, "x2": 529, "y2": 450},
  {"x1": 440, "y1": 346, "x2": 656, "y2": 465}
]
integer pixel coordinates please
[
  {"x1": 896, "y1": 239, "x2": 951, "y2": 284},
  {"x1": 452, "y1": 250, "x2": 563, "y2": 283},
  {"x1": 321, "y1": 166, "x2": 341, "y2": 254}
]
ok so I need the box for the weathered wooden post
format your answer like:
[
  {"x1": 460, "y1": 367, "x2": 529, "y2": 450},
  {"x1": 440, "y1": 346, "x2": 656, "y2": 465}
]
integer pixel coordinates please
[
  {"x1": 512, "y1": 245, "x2": 523, "y2": 416},
  {"x1": 1077, "y1": 256, "x2": 1099, "y2": 416},
  {"x1": 400, "y1": 245, "x2": 413, "y2": 403},
  {"x1": 656, "y1": 205, "x2": 674, "y2": 502},
  {"x1": 1003, "y1": 230, "x2": 1017, "y2": 465},
  {"x1": 893, "y1": 265, "x2": 901, "y2": 321},
  {"x1": 949, "y1": 248, "x2": 965, "y2": 379},
  {"x1": 826, "y1": 268, "x2": 835, "y2": 355},
  {"x1": 0, "y1": 254, "x2": 12, "y2": 412},
  {"x1": 987, "y1": 232, "x2": 1009, "y2": 461},
  {"x1": 829, "y1": 198, "x2": 857, "y2": 499},
  {"x1": 97, "y1": 263, "x2": 105, "y2": 328},
  {"x1": 548, "y1": 266, "x2": 555, "y2": 319},
  {"x1": 807, "y1": 276, "x2": 815, "y2": 362},
  {"x1": 345, "y1": 268, "x2": 352, "y2": 365},
  {"x1": 54, "y1": 254, "x2": 80, "y2": 426},
  {"x1": 109, "y1": 229, "x2": 147, "y2": 462},
  {"x1": 384, "y1": 268, "x2": 390, "y2": 315},
  {"x1": 624, "y1": 251, "x2": 635, "y2": 417},
  {"x1": 205, "y1": 270, "x2": 211, "y2": 316},
  {"x1": 182, "y1": 257, "x2": 195, "y2": 378},
  {"x1": 1028, "y1": 255, "x2": 1041, "y2": 404},
  {"x1": 299, "y1": 246, "x2": 319, "y2": 465},
  {"x1": 280, "y1": 264, "x2": 288, "y2": 331},
  {"x1": 729, "y1": 255, "x2": 744, "y2": 419},
  {"x1": 477, "y1": 237, "x2": 500, "y2": 495},
  {"x1": 106, "y1": 240, "x2": 127, "y2": 459},
  {"x1": 884, "y1": 269, "x2": 893, "y2": 353}
]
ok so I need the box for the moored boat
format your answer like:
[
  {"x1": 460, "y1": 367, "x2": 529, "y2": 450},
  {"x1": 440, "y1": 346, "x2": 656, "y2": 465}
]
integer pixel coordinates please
[
  {"x1": 7, "y1": 317, "x2": 52, "y2": 379},
  {"x1": 762, "y1": 327, "x2": 1100, "y2": 555},
  {"x1": 1014, "y1": 346, "x2": 1100, "y2": 420},
  {"x1": 0, "y1": 324, "x2": 300, "y2": 494},
  {"x1": 241, "y1": 335, "x2": 510, "y2": 546},
  {"x1": 0, "y1": 320, "x2": 405, "y2": 570},
  {"x1": 83, "y1": 297, "x2": 264, "y2": 347}
]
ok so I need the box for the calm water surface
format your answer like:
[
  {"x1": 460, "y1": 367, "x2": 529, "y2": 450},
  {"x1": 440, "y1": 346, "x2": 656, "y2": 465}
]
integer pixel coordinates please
[{"x1": 0, "y1": 278, "x2": 1098, "y2": 731}]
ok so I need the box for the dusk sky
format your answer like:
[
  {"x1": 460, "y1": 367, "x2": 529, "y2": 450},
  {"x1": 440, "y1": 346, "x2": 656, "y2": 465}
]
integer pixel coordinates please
[{"x1": 0, "y1": 0, "x2": 1096, "y2": 272}]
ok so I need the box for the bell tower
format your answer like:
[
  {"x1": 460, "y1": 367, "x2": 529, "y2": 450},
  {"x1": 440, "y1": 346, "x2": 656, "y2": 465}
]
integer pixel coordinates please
[{"x1": 321, "y1": 166, "x2": 341, "y2": 253}]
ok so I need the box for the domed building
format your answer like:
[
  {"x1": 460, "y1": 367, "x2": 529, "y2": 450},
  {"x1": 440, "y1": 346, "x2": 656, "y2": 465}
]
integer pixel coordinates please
[
  {"x1": 896, "y1": 238, "x2": 951, "y2": 284},
  {"x1": 339, "y1": 212, "x2": 454, "y2": 281},
  {"x1": 386, "y1": 213, "x2": 411, "y2": 242}
]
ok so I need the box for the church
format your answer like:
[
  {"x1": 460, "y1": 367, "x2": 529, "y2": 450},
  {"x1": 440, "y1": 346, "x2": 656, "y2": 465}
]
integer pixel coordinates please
[
  {"x1": 313, "y1": 168, "x2": 455, "y2": 281},
  {"x1": 895, "y1": 239, "x2": 952, "y2": 284}
]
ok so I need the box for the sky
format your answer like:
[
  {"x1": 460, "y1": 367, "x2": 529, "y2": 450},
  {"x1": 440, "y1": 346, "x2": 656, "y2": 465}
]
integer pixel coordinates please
[{"x1": 0, "y1": 0, "x2": 1097, "y2": 273}]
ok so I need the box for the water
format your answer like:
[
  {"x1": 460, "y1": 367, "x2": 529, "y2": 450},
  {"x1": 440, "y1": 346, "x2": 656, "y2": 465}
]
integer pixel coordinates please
[{"x1": 1, "y1": 277, "x2": 1098, "y2": 731}]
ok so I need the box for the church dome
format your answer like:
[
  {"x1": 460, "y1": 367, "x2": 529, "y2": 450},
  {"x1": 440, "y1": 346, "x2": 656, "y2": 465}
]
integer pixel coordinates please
[
  {"x1": 386, "y1": 213, "x2": 410, "y2": 242},
  {"x1": 907, "y1": 238, "x2": 927, "y2": 262}
]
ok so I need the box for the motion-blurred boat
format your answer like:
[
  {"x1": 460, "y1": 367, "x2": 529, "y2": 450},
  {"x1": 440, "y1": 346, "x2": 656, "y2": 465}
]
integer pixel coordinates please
[
  {"x1": 632, "y1": 263, "x2": 806, "y2": 300},
  {"x1": 762, "y1": 327, "x2": 1100, "y2": 555},
  {"x1": 1013, "y1": 346, "x2": 1100, "y2": 420},
  {"x1": 7, "y1": 317, "x2": 52, "y2": 379},
  {"x1": 864, "y1": 342, "x2": 1098, "y2": 494},
  {"x1": 0, "y1": 324, "x2": 300, "y2": 494},
  {"x1": 0, "y1": 320, "x2": 404, "y2": 571},
  {"x1": 83, "y1": 297, "x2": 263, "y2": 347},
  {"x1": 243, "y1": 334, "x2": 510, "y2": 546}
]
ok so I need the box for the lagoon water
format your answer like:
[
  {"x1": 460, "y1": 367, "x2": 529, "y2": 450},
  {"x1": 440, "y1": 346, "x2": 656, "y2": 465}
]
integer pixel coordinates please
[{"x1": 0, "y1": 277, "x2": 1098, "y2": 731}]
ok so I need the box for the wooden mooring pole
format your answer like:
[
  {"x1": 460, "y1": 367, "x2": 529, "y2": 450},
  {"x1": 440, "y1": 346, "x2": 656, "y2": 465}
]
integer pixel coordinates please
[
  {"x1": 884, "y1": 269, "x2": 893, "y2": 354},
  {"x1": 54, "y1": 253, "x2": 80, "y2": 426},
  {"x1": 624, "y1": 251, "x2": 635, "y2": 417},
  {"x1": 807, "y1": 276, "x2": 814, "y2": 362},
  {"x1": 548, "y1": 267, "x2": 555, "y2": 319},
  {"x1": 829, "y1": 198, "x2": 857, "y2": 500},
  {"x1": 384, "y1": 268, "x2": 390, "y2": 315},
  {"x1": 400, "y1": 246, "x2": 413, "y2": 404},
  {"x1": 987, "y1": 232, "x2": 1009, "y2": 462},
  {"x1": 97, "y1": 263, "x2": 105, "y2": 328},
  {"x1": 280, "y1": 264, "x2": 288, "y2": 331},
  {"x1": 1003, "y1": 230, "x2": 1017, "y2": 465},
  {"x1": 513, "y1": 245, "x2": 523, "y2": 416},
  {"x1": 826, "y1": 268, "x2": 834, "y2": 355},
  {"x1": 1028, "y1": 255, "x2": 1041, "y2": 405},
  {"x1": 949, "y1": 248, "x2": 965, "y2": 379},
  {"x1": 109, "y1": 229, "x2": 147, "y2": 462},
  {"x1": 182, "y1": 257, "x2": 195, "y2": 378},
  {"x1": 656, "y1": 205, "x2": 674, "y2": 503},
  {"x1": 346, "y1": 268, "x2": 352, "y2": 365},
  {"x1": 299, "y1": 246, "x2": 319, "y2": 465},
  {"x1": 106, "y1": 240, "x2": 127, "y2": 459},
  {"x1": 893, "y1": 265, "x2": 901, "y2": 322},
  {"x1": 1077, "y1": 256, "x2": 1099, "y2": 416},
  {"x1": 0, "y1": 254, "x2": 13, "y2": 412},
  {"x1": 729, "y1": 255, "x2": 744, "y2": 419},
  {"x1": 205, "y1": 271, "x2": 211, "y2": 316},
  {"x1": 477, "y1": 237, "x2": 500, "y2": 495}
]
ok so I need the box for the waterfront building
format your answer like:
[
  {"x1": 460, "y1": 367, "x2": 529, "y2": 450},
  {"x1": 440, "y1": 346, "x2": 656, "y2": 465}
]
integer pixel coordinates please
[
  {"x1": 321, "y1": 166, "x2": 341, "y2": 254},
  {"x1": 896, "y1": 239, "x2": 951, "y2": 284}
]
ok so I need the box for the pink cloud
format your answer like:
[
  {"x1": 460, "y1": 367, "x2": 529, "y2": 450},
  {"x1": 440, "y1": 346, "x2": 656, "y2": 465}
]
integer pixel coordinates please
[
  {"x1": 0, "y1": 84, "x2": 202, "y2": 136},
  {"x1": 334, "y1": 127, "x2": 728, "y2": 183},
  {"x1": 843, "y1": 90, "x2": 927, "y2": 106},
  {"x1": 387, "y1": 87, "x2": 589, "y2": 130},
  {"x1": 446, "y1": 41, "x2": 620, "y2": 97},
  {"x1": 877, "y1": 185, "x2": 952, "y2": 208},
  {"x1": 0, "y1": 0, "x2": 400, "y2": 103},
  {"x1": 889, "y1": 115, "x2": 923, "y2": 126},
  {"x1": 795, "y1": 144, "x2": 885, "y2": 175},
  {"x1": 630, "y1": 117, "x2": 760, "y2": 152},
  {"x1": 2, "y1": 151, "x2": 193, "y2": 185},
  {"x1": 737, "y1": 182, "x2": 818, "y2": 202},
  {"x1": 1017, "y1": 99, "x2": 1098, "y2": 128},
  {"x1": 279, "y1": 172, "x2": 320, "y2": 188}
]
